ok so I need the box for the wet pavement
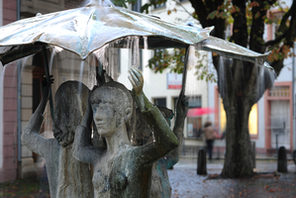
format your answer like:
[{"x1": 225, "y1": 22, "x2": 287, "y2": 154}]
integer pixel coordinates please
[{"x1": 168, "y1": 158, "x2": 296, "y2": 198}]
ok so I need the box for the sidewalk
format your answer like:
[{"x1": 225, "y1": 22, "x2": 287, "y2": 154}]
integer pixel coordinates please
[
  {"x1": 168, "y1": 158, "x2": 296, "y2": 198},
  {"x1": 181, "y1": 148, "x2": 293, "y2": 161}
]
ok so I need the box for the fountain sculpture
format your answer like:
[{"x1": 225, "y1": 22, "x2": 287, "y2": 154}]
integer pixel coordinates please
[
  {"x1": 0, "y1": 1, "x2": 275, "y2": 197},
  {"x1": 22, "y1": 80, "x2": 93, "y2": 198},
  {"x1": 73, "y1": 68, "x2": 178, "y2": 197}
]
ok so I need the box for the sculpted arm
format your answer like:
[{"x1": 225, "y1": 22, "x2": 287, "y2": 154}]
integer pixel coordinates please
[
  {"x1": 73, "y1": 103, "x2": 101, "y2": 164},
  {"x1": 173, "y1": 91, "x2": 188, "y2": 143},
  {"x1": 22, "y1": 81, "x2": 51, "y2": 156},
  {"x1": 167, "y1": 91, "x2": 188, "y2": 166},
  {"x1": 129, "y1": 68, "x2": 178, "y2": 164}
]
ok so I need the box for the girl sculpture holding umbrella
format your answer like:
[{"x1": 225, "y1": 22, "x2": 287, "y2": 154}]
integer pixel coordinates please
[
  {"x1": 73, "y1": 68, "x2": 178, "y2": 198},
  {"x1": 22, "y1": 80, "x2": 93, "y2": 198}
]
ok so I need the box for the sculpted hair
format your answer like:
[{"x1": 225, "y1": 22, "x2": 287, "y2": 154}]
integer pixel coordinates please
[{"x1": 53, "y1": 81, "x2": 89, "y2": 147}]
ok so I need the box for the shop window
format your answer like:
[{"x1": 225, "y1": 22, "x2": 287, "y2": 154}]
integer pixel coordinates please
[
  {"x1": 219, "y1": 99, "x2": 226, "y2": 133},
  {"x1": 187, "y1": 117, "x2": 202, "y2": 138},
  {"x1": 219, "y1": 98, "x2": 258, "y2": 136},
  {"x1": 249, "y1": 104, "x2": 258, "y2": 136},
  {"x1": 186, "y1": 96, "x2": 202, "y2": 138}
]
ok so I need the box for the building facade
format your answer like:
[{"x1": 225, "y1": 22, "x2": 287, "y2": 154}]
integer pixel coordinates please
[{"x1": 207, "y1": 1, "x2": 295, "y2": 154}]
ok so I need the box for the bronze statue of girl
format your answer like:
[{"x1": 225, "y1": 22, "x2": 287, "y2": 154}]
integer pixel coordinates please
[{"x1": 73, "y1": 68, "x2": 178, "y2": 198}]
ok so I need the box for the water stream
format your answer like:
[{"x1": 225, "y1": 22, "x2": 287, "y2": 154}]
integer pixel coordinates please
[
  {"x1": 218, "y1": 56, "x2": 226, "y2": 99},
  {"x1": 257, "y1": 64, "x2": 265, "y2": 99}
]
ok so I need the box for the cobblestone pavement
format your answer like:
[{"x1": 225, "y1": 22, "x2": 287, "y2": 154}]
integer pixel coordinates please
[{"x1": 168, "y1": 159, "x2": 296, "y2": 198}]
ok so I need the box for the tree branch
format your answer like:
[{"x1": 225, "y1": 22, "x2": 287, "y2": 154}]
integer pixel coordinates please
[
  {"x1": 285, "y1": 0, "x2": 296, "y2": 46},
  {"x1": 230, "y1": 0, "x2": 248, "y2": 47},
  {"x1": 264, "y1": 32, "x2": 288, "y2": 47},
  {"x1": 268, "y1": 0, "x2": 296, "y2": 74},
  {"x1": 249, "y1": 1, "x2": 271, "y2": 53},
  {"x1": 189, "y1": 0, "x2": 208, "y2": 27}
]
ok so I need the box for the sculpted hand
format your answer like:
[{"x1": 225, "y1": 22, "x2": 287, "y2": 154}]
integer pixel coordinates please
[
  {"x1": 128, "y1": 68, "x2": 145, "y2": 111},
  {"x1": 128, "y1": 68, "x2": 143, "y2": 95}
]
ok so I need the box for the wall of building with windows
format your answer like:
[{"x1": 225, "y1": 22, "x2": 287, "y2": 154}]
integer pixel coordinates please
[
  {"x1": 134, "y1": 0, "x2": 211, "y2": 150},
  {"x1": 205, "y1": 1, "x2": 295, "y2": 154}
]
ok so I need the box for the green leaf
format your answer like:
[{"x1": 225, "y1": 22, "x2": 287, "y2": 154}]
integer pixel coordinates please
[{"x1": 207, "y1": 10, "x2": 218, "y2": 20}]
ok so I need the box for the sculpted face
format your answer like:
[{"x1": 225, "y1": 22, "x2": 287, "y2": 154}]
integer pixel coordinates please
[
  {"x1": 89, "y1": 82, "x2": 134, "y2": 138},
  {"x1": 92, "y1": 96, "x2": 117, "y2": 137}
]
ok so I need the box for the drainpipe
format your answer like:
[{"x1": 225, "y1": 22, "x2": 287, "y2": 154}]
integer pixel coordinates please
[
  {"x1": 16, "y1": 0, "x2": 22, "y2": 179},
  {"x1": 293, "y1": 42, "x2": 296, "y2": 151}
]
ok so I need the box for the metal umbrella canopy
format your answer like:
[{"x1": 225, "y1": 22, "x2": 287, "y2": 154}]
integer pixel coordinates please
[
  {"x1": 0, "y1": 0, "x2": 269, "y2": 65},
  {"x1": 0, "y1": 0, "x2": 273, "y2": 111},
  {"x1": 0, "y1": 1, "x2": 213, "y2": 64}
]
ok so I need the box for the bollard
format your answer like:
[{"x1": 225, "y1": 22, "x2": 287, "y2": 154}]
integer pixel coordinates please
[
  {"x1": 293, "y1": 150, "x2": 296, "y2": 165},
  {"x1": 277, "y1": 146, "x2": 288, "y2": 173},
  {"x1": 252, "y1": 141, "x2": 256, "y2": 169},
  {"x1": 197, "y1": 148, "x2": 207, "y2": 175}
]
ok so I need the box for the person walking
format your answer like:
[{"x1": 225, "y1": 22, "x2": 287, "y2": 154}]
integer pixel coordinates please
[{"x1": 204, "y1": 121, "x2": 216, "y2": 160}]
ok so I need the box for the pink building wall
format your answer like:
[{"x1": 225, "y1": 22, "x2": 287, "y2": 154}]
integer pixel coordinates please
[{"x1": 0, "y1": 0, "x2": 18, "y2": 183}]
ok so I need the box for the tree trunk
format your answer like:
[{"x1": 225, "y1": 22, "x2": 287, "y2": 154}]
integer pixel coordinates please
[
  {"x1": 215, "y1": 58, "x2": 268, "y2": 178},
  {"x1": 221, "y1": 96, "x2": 254, "y2": 178}
]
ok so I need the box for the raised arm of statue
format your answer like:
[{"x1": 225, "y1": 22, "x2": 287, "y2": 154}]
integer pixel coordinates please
[
  {"x1": 167, "y1": 91, "x2": 188, "y2": 167},
  {"x1": 22, "y1": 79, "x2": 53, "y2": 156},
  {"x1": 73, "y1": 102, "x2": 103, "y2": 165},
  {"x1": 173, "y1": 91, "x2": 188, "y2": 137},
  {"x1": 129, "y1": 68, "x2": 178, "y2": 164}
]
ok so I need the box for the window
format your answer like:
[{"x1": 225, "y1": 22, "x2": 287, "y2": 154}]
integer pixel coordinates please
[
  {"x1": 266, "y1": 10, "x2": 285, "y2": 40},
  {"x1": 187, "y1": 117, "x2": 202, "y2": 138},
  {"x1": 265, "y1": 83, "x2": 292, "y2": 150},
  {"x1": 152, "y1": 49, "x2": 166, "y2": 69},
  {"x1": 269, "y1": 86, "x2": 290, "y2": 97},
  {"x1": 249, "y1": 104, "x2": 258, "y2": 136},
  {"x1": 153, "y1": 97, "x2": 167, "y2": 107},
  {"x1": 154, "y1": 1, "x2": 166, "y2": 9},
  {"x1": 186, "y1": 96, "x2": 202, "y2": 138},
  {"x1": 188, "y1": 96, "x2": 201, "y2": 108},
  {"x1": 132, "y1": 0, "x2": 142, "y2": 12},
  {"x1": 219, "y1": 98, "x2": 258, "y2": 136}
]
